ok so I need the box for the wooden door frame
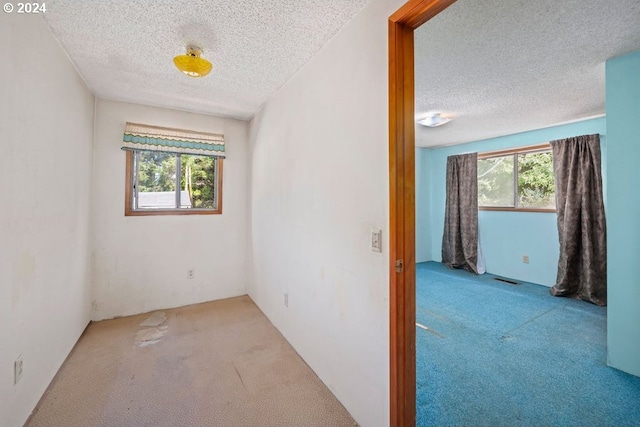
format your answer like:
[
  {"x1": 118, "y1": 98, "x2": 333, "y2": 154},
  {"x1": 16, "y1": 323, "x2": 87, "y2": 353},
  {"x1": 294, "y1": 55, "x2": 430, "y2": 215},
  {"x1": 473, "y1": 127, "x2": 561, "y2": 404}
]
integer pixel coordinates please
[{"x1": 388, "y1": 1, "x2": 456, "y2": 426}]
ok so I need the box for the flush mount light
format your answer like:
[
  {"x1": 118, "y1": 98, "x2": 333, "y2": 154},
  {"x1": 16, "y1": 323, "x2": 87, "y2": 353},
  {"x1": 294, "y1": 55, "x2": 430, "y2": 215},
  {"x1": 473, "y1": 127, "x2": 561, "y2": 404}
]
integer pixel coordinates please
[
  {"x1": 417, "y1": 112, "x2": 452, "y2": 127},
  {"x1": 173, "y1": 46, "x2": 212, "y2": 78}
]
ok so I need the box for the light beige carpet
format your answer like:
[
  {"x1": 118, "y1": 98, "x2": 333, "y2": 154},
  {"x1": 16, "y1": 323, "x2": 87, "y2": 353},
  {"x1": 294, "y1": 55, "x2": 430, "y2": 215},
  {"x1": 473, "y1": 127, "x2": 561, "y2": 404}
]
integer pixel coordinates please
[{"x1": 27, "y1": 296, "x2": 356, "y2": 427}]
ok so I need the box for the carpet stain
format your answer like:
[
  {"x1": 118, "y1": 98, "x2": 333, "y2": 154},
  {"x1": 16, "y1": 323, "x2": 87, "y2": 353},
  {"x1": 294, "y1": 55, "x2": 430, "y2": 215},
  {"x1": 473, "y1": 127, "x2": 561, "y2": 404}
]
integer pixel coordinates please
[
  {"x1": 424, "y1": 309, "x2": 453, "y2": 323},
  {"x1": 416, "y1": 322, "x2": 445, "y2": 338},
  {"x1": 233, "y1": 365, "x2": 248, "y2": 391},
  {"x1": 135, "y1": 328, "x2": 167, "y2": 344},
  {"x1": 135, "y1": 312, "x2": 169, "y2": 347},
  {"x1": 139, "y1": 311, "x2": 167, "y2": 327}
]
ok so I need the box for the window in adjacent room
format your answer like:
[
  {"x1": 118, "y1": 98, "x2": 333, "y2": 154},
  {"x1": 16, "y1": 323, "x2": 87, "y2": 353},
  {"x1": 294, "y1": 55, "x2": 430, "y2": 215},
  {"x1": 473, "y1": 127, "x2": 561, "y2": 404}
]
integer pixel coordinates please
[
  {"x1": 478, "y1": 144, "x2": 555, "y2": 212},
  {"x1": 122, "y1": 122, "x2": 224, "y2": 216}
]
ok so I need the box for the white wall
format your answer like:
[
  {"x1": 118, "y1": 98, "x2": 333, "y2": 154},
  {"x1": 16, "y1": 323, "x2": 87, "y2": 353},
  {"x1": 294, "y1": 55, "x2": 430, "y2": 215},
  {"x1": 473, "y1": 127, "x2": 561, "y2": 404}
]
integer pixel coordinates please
[
  {"x1": 90, "y1": 99, "x2": 249, "y2": 320},
  {"x1": 248, "y1": 0, "x2": 404, "y2": 425},
  {"x1": 0, "y1": 14, "x2": 95, "y2": 427}
]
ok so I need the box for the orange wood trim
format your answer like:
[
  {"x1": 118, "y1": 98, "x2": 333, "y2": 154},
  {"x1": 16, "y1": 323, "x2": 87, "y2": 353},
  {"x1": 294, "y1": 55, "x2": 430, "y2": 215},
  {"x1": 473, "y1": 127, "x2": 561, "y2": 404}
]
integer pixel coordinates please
[
  {"x1": 479, "y1": 207, "x2": 556, "y2": 213},
  {"x1": 216, "y1": 159, "x2": 224, "y2": 214},
  {"x1": 389, "y1": 20, "x2": 413, "y2": 427},
  {"x1": 125, "y1": 150, "x2": 134, "y2": 216},
  {"x1": 478, "y1": 143, "x2": 551, "y2": 159},
  {"x1": 390, "y1": 0, "x2": 457, "y2": 28},
  {"x1": 124, "y1": 151, "x2": 223, "y2": 216},
  {"x1": 389, "y1": 1, "x2": 456, "y2": 426},
  {"x1": 124, "y1": 209, "x2": 221, "y2": 216}
]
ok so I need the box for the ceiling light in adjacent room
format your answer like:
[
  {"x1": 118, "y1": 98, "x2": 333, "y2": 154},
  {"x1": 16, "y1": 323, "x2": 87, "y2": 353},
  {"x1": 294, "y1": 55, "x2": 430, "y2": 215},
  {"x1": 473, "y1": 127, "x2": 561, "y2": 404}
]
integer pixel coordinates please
[
  {"x1": 173, "y1": 46, "x2": 212, "y2": 78},
  {"x1": 417, "y1": 112, "x2": 452, "y2": 127}
]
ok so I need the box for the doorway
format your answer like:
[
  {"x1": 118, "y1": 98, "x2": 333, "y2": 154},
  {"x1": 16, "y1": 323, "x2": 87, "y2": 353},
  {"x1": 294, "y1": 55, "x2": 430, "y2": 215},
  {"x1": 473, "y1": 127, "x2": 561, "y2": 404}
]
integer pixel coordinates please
[{"x1": 388, "y1": 1, "x2": 456, "y2": 426}]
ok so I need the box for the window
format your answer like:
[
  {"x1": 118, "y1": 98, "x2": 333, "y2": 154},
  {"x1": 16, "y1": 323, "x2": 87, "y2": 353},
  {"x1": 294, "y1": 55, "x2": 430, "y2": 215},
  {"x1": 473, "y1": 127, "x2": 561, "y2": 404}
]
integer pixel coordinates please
[
  {"x1": 478, "y1": 144, "x2": 555, "y2": 211},
  {"x1": 122, "y1": 122, "x2": 224, "y2": 216}
]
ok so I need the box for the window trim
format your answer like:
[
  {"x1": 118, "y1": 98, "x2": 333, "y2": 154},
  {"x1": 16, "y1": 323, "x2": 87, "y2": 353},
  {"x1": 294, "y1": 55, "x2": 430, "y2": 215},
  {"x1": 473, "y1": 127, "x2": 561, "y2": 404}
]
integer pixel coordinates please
[
  {"x1": 478, "y1": 143, "x2": 555, "y2": 213},
  {"x1": 124, "y1": 150, "x2": 223, "y2": 216}
]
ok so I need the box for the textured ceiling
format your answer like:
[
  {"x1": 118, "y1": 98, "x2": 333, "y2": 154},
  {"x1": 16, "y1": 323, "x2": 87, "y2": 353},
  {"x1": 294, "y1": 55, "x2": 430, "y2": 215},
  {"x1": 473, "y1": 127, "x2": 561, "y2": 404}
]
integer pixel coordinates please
[
  {"x1": 42, "y1": 0, "x2": 370, "y2": 120},
  {"x1": 41, "y1": 0, "x2": 640, "y2": 143},
  {"x1": 415, "y1": 0, "x2": 640, "y2": 148}
]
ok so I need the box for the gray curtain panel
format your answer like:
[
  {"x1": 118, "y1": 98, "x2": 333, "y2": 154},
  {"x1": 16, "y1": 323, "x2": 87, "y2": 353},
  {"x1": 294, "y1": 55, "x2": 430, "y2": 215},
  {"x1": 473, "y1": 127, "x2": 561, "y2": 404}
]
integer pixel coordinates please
[
  {"x1": 550, "y1": 134, "x2": 607, "y2": 306},
  {"x1": 442, "y1": 153, "x2": 479, "y2": 274}
]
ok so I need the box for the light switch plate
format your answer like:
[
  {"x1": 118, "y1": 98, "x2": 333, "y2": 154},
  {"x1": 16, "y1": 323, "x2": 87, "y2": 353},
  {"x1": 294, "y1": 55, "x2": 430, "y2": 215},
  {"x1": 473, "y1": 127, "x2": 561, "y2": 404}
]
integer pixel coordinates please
[{"x1": 371, "y1": 229, "x2": 382, "y2": 252}]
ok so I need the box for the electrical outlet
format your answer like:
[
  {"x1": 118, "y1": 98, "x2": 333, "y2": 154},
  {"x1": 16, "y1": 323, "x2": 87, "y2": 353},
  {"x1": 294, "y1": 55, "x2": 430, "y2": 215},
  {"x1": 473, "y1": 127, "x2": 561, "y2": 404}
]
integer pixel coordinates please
[
  {"x1": 14, "y1": 355, "x2": 23, "y2": 385},
  {"x1": 371, "y1": 228, "x2": 382, "y2": 252},
  {"x1": 284, "y1": 293, "x2": 288, "y2": 308},
  {"x1": 187, "y1": 268, "x2": 195, "y2": 279},
  {"x1": 522, "y1": 255, "x2": 529, "y2": 264}
]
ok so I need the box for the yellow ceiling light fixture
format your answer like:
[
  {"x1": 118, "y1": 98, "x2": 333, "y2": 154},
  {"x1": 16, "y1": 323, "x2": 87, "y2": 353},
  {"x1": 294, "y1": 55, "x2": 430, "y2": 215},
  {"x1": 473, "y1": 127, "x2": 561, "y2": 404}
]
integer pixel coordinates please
[{"x1": 173, "y1": 46, "x2": 212, "y2": 78}]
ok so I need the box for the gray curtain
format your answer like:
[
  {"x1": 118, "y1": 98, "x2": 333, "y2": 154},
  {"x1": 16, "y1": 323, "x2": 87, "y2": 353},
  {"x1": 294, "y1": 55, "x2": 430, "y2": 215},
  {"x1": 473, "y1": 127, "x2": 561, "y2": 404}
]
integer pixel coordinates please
[
  {"x1": 550, "y1": 134, "x2": 607, "y2": 306},
  {"x1": 442, "y1": 153, "x2": 479, "y2": 274}
]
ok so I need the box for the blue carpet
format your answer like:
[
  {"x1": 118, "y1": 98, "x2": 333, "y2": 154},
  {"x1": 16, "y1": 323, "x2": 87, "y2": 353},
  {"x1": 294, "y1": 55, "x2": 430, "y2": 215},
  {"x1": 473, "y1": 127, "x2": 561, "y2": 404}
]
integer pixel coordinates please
[{"x1": 416, "y1": 261, "x2": 640, "y2": 427}]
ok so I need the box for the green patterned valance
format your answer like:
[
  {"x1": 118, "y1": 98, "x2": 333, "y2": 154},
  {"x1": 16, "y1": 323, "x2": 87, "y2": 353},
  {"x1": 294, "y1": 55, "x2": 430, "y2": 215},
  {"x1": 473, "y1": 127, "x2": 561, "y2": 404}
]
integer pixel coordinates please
[{"x1": 122, "y1": 122, "x2": 225, "y2": 158}]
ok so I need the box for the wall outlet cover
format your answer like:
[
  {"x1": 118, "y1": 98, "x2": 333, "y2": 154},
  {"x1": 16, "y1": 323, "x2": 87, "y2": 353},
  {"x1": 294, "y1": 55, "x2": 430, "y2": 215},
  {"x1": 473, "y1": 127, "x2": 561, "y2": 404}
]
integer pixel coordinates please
[{"x1": 14, "y1": 355, "x2": 23, "y2": 385}]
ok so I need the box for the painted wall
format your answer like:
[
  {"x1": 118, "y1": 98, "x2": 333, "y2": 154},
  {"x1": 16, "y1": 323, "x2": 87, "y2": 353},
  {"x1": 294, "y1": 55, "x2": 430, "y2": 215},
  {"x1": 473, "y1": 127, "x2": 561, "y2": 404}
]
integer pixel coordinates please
[
  {"x1": 0, "y1": 14, "x2": 94, "y2": 427},
  {"x1": 90, "y1": 99, "x2": 249, "y2": 320},
  {"x1": 606, "y1": 50, "x2": 640, "y2": 377},
  {"x1": 416, "y1": 118, "x2": 607, "y2": 286},
  {"x1": 247, "y1": 0, "x2": 405, "y2": 425},
  {"x1": 416, "y1": 148, "x2": 433, "y2": 262}
]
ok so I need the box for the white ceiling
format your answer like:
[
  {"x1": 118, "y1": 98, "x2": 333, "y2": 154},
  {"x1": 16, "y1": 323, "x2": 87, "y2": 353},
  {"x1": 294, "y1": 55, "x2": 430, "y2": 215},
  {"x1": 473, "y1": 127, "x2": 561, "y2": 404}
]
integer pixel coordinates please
[
  {"x1": 42, "y1": 0, "x2": 370, "y2": 120},
  {"x1": 42, "y1": 0, "x2": 640, "y2": 145},
  {"x1": 414, "y1": 0, "x2": 640, "y2": 148}
]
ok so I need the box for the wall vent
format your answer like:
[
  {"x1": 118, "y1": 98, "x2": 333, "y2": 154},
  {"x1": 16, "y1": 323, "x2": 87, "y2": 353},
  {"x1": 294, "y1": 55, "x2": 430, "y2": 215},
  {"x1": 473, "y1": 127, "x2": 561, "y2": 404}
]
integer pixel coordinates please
[{"x1": 494, "y1": 277, "x2": 520, "y2": 285}]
